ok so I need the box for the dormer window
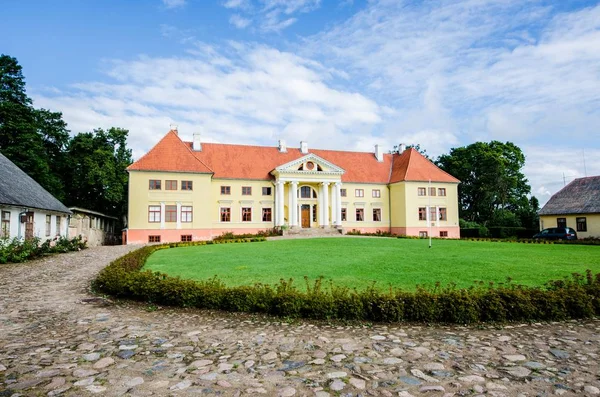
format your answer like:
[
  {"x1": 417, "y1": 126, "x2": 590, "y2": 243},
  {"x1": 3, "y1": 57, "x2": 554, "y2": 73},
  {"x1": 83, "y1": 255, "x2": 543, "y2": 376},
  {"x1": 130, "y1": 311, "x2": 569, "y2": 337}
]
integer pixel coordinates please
[{"x1": 306, "y1": 161, "x2": 315, "y2": 170}]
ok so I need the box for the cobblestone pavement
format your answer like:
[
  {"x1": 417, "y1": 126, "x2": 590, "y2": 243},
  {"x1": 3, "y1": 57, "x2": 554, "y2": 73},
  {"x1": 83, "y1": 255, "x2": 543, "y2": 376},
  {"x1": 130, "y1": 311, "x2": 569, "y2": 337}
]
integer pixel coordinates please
[{"x1": 1, "y1": 246, "x2": 600, "y2": 397}]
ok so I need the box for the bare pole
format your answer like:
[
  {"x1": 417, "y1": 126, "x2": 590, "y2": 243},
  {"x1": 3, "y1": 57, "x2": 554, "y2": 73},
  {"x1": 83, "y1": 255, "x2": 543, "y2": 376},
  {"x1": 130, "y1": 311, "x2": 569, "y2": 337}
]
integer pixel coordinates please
[
  {"x1": 583, "y1": 149, "x2": 587, "y2": 177},
  {"x1": 428, "y1": 178, "x2": 432, "y2": 248}
]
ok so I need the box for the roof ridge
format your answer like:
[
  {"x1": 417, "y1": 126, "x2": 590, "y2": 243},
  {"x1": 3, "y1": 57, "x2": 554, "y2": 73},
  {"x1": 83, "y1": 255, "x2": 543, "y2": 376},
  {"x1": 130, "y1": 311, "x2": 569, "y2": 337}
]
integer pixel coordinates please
[
  {"x1": 409, "y1": 148, "x2": 461, "y2": 182},
  {"x1": 197, "y1": 141, "x2": 393, "y2": 156}
]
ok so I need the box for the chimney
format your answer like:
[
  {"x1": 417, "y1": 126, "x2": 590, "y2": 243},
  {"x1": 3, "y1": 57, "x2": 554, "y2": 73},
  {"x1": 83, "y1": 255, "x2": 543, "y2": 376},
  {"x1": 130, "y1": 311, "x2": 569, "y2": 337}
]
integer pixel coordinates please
[
  {"x1": 399, "y1": 143, "x2": 406, "y2": 153},
  {"x1": 170, "y1": 124, "x2": 178, "y2": 134},
  {"x1": 375, "y1": 144, "x2": 384, "y2": 162},
  {"x1": 192, "y1": 133, "x2": 202, "y2": 151},
  {"x1": 300, "y1": 141, "x2": 308, "y2": 154},
  {"x1": 278, "y1": 139, "x2": 287, "y2": 153}
]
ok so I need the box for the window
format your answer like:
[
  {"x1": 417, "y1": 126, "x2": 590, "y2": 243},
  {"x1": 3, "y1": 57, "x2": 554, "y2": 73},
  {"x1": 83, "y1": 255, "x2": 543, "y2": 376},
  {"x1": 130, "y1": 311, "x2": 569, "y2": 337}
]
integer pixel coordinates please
[
  {"x1": 149, "y1": 180, "x2": 161, "y2": 190},
  {"x1": 418, "y1": 207, "x2": 427, "y2": 221},
  {"x1": 148, "y1": 206, "x2": 161, "y2": 222},
  {"x1": 262, "y1": 208, "x2": 272, "y2": 222},
  {"x1": 312, "y1": 205, "x2": 317, "y2": 221},
  {"x1": 181, "y1": 181, "x2": 193, "y2": 191},
  {"x1": 419, "y1": 231, "x2": 428, "y2": 238},
  {"x1": 438, "y1": 188, "x2": 446, "y2": 196},
  {"x1": 557, "y1": 218, "x2": 567, "y2": 228},
  {"x1": 356, "y1": 208, "x2": 364, "y2": 221},
  {"x1": 55, "y1": 216, "x2": 61, "y2": 236},
  {"x1": 221, "y1": 186, "x2": 231, "y2": 195},
  {"x1": 418, "y1": 187, "x2": 426, "y2": 196},
  {"x1": 439, "y1": 207, "x2": 447, "y2": 221},
  {"x1": 262, "y1": 187, "x2": 272, "y2": 196},
  {"x1": 220, "y1": 208, "x2": 231, "y2": 222},
  {"x1": 430, "y1": 207, "x2": 437, "y2": 222},
  {"x1": 577, "y1": 217, "x2": 587, "y2": 232},
  {"x1": 242, "y1": 186, "x2": 252, "y2": 195},
  {"x1": 181, "y1": 206, "x2": 193, "y2": 222},
  {"x1": 242, "y1": 207, "x2": 252, "y2": 222},
  {"x1": 148, "y1": 235, "x2": 161, "y2": 243},
  {"x1": 165, "y1": 205, "x2": 177, "y2": 222},
  {"x1": 166, "y1": 180, "x2": 177, "y2": 190},
  {"x1": 340, "y1": 189, "x2": 347, "y2": 197},
  {"x1": 45, "y1": 215, "x2": 51, "y2": 236},
  {"x1": 355, "y1": 189, "x2": 364, "y2": 198},
  {"x1": 341, "y1": 208, "x2": 347, "y2": 221},
  {"x1": 372, "y1": 189, "x2": 381, "y2": 198},
  {"x1": 300, "y1": 186, "x2": 314, "y2": 198},
  {"x1": 440, "y1": 231, "x2": 448, "y2": 237},
  {"x1": 181, "y1": 235, "x2": 192, "y2": 242},
  {"x1": 373, "y1": 208, "x2": 381, "y2": 222},
  {"x1": 429, "y1": 187, "x2": 436, "y2": 196},
  {"x1": 1, "y1": 211, "x2": 10, "y2": 237}
]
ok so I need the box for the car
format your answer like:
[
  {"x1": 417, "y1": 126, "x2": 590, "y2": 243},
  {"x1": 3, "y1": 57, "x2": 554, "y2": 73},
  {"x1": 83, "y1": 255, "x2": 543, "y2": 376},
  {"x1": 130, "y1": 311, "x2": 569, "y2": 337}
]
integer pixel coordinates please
[{"x1": 533, "y1": 227, "x2": 578, "y2": 240}]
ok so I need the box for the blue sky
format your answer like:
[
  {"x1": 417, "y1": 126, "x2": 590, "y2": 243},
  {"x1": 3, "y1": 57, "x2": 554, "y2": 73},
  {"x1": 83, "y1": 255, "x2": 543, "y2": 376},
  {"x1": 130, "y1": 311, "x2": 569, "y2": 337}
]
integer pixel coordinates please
[{"x1": 2, "y1": 0, "x2": 600, "y2": 203}]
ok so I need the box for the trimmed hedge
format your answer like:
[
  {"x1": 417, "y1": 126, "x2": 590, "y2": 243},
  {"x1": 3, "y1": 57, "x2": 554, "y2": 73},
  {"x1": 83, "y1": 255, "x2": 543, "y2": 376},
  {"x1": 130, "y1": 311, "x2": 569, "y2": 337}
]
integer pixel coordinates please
[{"x1": 92, "y1": 239, "x2": 600, "y2": 324}]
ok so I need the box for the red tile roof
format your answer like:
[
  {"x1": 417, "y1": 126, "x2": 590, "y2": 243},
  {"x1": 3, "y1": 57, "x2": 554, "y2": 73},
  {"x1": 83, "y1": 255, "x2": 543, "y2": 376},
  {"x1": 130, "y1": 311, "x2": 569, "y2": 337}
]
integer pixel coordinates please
[
  {"x1": 389, "y1": 148, "x2": 460, "y2": 183},
  {"x1": 128, "y1": 130, "x2": 459, "y2": 184},
  {"x1": 127, "y1": 130, "x2": 213, "y2": 173}
]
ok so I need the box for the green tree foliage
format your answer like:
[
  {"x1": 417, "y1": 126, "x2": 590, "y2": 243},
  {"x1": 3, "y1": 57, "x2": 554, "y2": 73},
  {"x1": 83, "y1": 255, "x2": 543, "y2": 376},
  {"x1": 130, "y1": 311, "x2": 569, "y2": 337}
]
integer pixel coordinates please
[
  {"x1": 1, "y1": 54, "x2": 132, "y2": 217},
  {"x1": 390, "y1": 143, "x2": 431, "y2": 159},
  {"x1": 0, "y1": 54, "x2": 69, "y2": 200},
  {"x1": 64, "y1": 128, "x2": 132, "y2": 216},
  {"x1": 437, "y1": 141, "x2": 534, "y2": 226}
]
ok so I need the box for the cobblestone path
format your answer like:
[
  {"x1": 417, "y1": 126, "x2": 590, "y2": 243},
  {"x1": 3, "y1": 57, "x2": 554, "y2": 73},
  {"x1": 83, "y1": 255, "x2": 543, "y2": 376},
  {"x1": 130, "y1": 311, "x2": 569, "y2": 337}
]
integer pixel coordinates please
[{"x1": 1, "y1": 245, "x2": 600, "y2": 396}]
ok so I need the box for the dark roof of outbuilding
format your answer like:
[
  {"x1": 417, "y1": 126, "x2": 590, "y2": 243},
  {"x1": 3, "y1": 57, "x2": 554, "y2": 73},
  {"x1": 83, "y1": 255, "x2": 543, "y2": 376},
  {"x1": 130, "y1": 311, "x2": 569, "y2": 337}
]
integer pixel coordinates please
[
  {"x1": 0, "y1": 152, "x2": 71, "y2": 214},
  {"x1": 539, "y1": 176, "x2": 600, "y2": 215}
]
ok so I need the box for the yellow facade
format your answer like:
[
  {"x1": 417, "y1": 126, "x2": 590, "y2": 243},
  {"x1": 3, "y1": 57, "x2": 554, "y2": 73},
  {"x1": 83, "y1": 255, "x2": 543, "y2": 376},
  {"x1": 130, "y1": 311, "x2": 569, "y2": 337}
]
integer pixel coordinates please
[
  {"x1": 126, "y1": 144, "x2": 461, "y2": 244},
  {"x1": 390, "y1": 181, "x2": 459, "y2": 236},
  {"x1": 539, "y1": 214, "x2": 600, "y2": 238}
]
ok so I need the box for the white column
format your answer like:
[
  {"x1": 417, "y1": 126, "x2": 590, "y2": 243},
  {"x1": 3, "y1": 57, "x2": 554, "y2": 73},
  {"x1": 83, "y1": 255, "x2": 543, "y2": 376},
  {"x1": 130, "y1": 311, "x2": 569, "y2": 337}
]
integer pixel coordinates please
[
  {"x1": 287, "y1": 181, "x2": 293, "y2": 226},
  {"x1": 335, "y1": 182, "x2": 342, "y2": 227},
  {"x1": 160, "y1": 202, "x2": 165, "y2": 229},
  {"x1": 318, "y1": 183, "x2": 324, "y2": 226},
  {"x1": 176, "y1": 202, "x2": 182, "y2": 229},
  {"x1": 322, "y1": 182, "x2": 330, "y2": 227},
  {"x1": 290, "y1": 181, "x2": 298, "y2": 227},
  {"x1": 331, "y1": 186, "x2": 337, "y2": 226},
  {"x1": 275, "y1": 182, "x2": 283, "y2": 226}
]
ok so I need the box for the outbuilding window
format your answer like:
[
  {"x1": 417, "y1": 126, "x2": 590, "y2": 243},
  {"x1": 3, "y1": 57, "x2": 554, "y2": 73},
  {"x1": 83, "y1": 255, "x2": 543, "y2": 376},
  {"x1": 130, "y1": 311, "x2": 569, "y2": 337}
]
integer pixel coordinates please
[
  {"x1": 577, "y1": 217, "x2": 587, "y2": 232},
  {"x1": 1, "y1": 211, "x2": 10, "y2": 237}
]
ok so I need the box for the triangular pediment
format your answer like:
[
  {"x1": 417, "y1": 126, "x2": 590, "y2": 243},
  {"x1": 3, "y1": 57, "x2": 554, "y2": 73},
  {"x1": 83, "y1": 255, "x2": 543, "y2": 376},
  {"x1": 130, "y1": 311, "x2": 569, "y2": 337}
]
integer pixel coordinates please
[{"x1": 272, "y1": 153, "x2": 345, "y2": 175}]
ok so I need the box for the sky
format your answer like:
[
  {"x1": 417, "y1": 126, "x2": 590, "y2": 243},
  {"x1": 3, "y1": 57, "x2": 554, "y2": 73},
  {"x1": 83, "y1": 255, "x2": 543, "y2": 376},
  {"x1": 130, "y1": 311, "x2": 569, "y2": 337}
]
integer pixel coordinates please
[{"x1": 2, "y1": 0, "x2": 599, "y2": 205}]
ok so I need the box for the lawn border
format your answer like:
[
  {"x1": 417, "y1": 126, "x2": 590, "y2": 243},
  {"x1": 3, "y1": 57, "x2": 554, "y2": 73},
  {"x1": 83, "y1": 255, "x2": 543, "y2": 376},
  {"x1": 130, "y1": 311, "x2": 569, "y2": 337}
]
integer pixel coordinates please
[{"x1": 92, "y1": 238, "x2": 600, "y2": 324}]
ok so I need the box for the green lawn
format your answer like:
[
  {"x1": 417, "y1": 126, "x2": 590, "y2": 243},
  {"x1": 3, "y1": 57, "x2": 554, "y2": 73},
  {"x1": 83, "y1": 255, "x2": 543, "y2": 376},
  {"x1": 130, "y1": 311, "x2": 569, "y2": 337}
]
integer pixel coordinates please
[{"x1": 143, "y1": 238, "x2": 600, "y2": 291}]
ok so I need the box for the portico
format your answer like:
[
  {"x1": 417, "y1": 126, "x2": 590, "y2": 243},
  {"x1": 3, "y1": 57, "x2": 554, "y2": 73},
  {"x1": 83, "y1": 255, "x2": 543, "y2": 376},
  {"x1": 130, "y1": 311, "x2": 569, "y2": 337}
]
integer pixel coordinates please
[{"x1": 271, "y1": 154, "x2": 345, "y2": 229}]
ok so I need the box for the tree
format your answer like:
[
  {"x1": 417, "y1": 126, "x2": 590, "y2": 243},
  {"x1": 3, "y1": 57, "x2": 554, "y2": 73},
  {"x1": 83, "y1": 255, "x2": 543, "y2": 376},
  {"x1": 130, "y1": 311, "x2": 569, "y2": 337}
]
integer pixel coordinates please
[
  {"x1": 64, "y1": 128, "x2": 132, "y2": 217},
  {"x1": 436, "y1": 141, "x2": 532, "y2": 226},
  {"x1": 0, "y1": 54, "x2": 67, "y2": 199}
]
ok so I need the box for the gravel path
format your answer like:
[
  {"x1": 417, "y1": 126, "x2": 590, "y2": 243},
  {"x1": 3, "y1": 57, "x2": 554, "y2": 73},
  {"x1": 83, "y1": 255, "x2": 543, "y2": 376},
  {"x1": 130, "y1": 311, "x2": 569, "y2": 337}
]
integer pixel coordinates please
[{"x1": 1, "y1": 245, "x2": 600, "y2": 396}]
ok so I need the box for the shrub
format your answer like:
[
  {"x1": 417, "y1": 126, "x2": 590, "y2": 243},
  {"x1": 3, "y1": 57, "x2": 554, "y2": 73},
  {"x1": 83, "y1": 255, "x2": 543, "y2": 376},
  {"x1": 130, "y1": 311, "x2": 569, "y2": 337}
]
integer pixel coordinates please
[
  {"x1": 214, "y1": 229, "x2": 282, "y2": 241},
  {"x1": 92, "y1": 239, "x2": 600, "y2": 324},
  {"x1": 0, "y1": 235, "x2": 87, "y2": 264}
]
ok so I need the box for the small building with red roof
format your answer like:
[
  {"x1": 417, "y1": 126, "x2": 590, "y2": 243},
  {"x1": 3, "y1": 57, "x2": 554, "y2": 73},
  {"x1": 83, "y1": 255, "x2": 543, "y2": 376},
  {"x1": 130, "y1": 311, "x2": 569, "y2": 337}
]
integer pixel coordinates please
[{"x1": 125, "y1": 128, "x2": 460, "y2": 244}]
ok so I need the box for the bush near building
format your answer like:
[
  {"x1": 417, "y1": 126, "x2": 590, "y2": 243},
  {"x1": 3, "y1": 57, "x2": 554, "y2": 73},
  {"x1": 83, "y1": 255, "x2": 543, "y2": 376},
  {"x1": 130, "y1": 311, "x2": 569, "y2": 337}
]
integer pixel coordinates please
[{"x1": 93, "y1": 239, "x2": 600, "y2": 324}]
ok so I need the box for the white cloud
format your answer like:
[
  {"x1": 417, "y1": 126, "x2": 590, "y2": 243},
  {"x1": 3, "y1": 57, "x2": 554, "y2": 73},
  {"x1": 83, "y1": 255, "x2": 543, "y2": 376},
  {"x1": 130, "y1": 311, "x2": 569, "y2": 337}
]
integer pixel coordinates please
[
  {"x1": 32, "y1": 44, "x2": 380, "y2": 160},
  {"x1": 229, "y1": 14, "x2": 252, "y2": 29},
  {"x1": 161, "y1": 0, "x2": 186, "y2": 9},
  {"x1": 301, "y1": 0, "x2": 600, "y2": 200},
  {"x1": 221, "y1": 0, "x2": 321, "y2": 32}
]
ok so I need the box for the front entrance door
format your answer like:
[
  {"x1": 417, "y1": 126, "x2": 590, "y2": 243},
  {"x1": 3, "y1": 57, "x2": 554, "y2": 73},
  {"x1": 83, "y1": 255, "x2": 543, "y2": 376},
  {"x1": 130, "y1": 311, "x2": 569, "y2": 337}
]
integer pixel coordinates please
[{"x1": 301, "y1": 205, "x2": 310, "y2": 228}]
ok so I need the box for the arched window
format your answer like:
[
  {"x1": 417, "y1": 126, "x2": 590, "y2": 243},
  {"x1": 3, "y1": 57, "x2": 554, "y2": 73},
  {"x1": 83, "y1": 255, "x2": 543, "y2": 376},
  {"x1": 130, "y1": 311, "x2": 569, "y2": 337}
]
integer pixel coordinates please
[{"x1": 299, "y1": 186, "x2": 317, "y2": 199}]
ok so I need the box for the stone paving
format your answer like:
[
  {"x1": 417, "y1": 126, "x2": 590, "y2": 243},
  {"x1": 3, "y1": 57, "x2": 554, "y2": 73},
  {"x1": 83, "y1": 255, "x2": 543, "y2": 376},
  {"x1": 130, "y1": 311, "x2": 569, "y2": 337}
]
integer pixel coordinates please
[{"x1": 1, "y1": 245, "x2": 600, "y2": 397}]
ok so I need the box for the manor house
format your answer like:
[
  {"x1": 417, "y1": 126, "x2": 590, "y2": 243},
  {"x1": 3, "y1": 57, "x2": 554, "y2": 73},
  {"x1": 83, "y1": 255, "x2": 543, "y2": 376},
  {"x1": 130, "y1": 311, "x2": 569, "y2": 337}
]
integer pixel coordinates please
[{"x1": 125, "y1": 128, "x2": 460, "y2": 244}]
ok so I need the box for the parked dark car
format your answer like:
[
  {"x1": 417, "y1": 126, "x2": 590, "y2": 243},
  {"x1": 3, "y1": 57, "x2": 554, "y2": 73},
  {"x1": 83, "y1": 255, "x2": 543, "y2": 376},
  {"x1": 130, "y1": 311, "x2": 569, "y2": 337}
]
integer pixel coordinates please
[{"x1": 533, "y1": 227, "x2": 578, "y2": 240}]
